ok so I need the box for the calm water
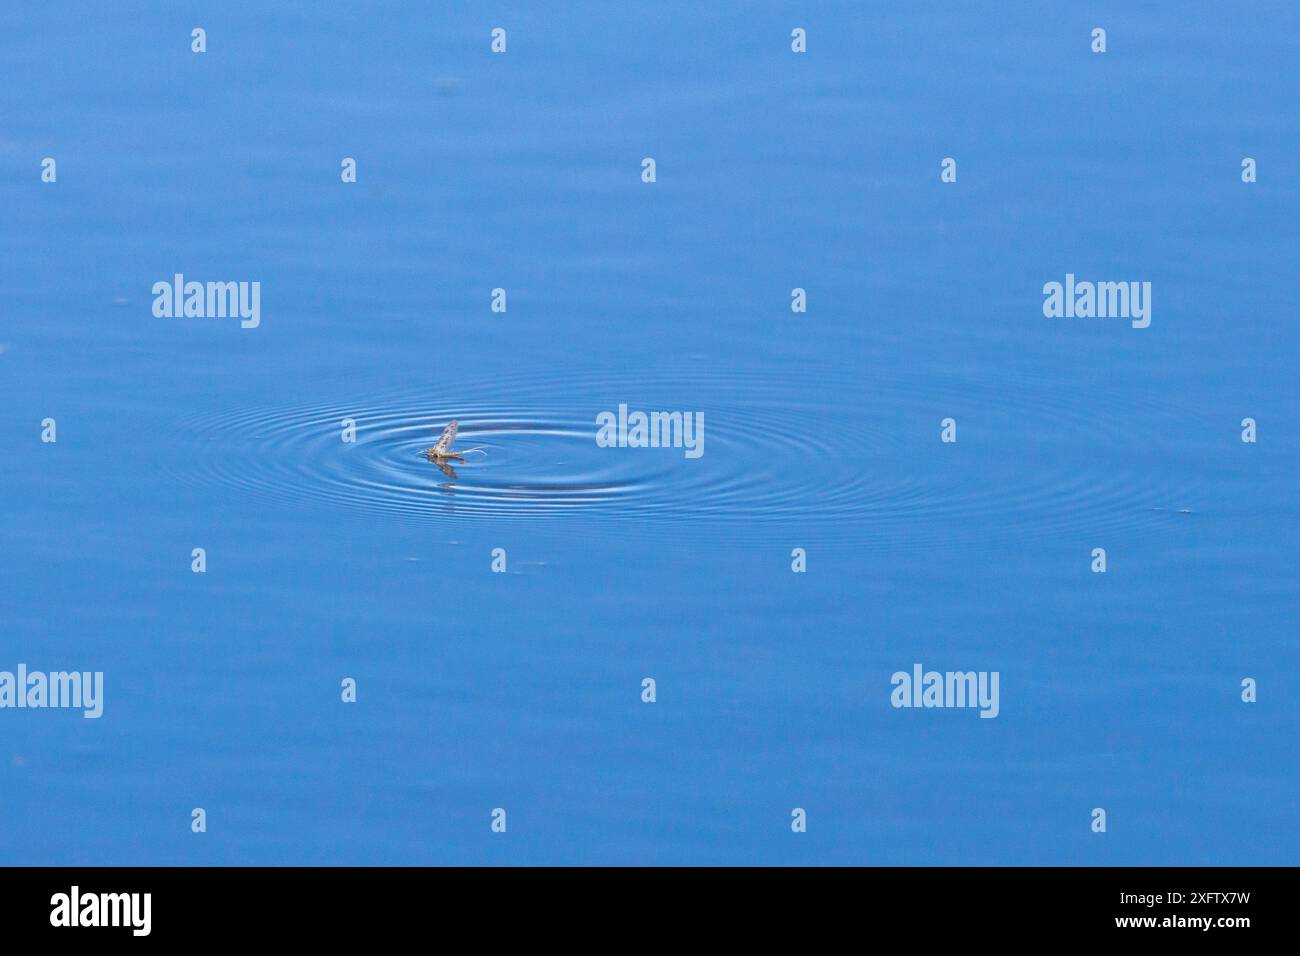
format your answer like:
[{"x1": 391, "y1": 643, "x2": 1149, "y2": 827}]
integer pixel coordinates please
[{"x1": 2, "y1": 2, "x2": 1297, "y2": 865}]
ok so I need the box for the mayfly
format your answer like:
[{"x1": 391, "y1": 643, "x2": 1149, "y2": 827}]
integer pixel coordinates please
[{"x1": 426, "y1": 420, "x2": 487, "y2": 463}]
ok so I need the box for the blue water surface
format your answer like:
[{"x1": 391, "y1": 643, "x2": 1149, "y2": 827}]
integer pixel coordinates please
[{"x1": 1, "y1": 2, "x2": 1297, "y2": 865}]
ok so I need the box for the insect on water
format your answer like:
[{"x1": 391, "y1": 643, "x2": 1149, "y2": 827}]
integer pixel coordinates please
[{"x1": 426, "y1": 420, "x2": 487, "y2": 465}]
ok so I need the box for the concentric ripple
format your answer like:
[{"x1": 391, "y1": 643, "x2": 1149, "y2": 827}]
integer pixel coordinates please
[{"x1": 169, "y1": 366, "x2": 1211, "y2": 544}]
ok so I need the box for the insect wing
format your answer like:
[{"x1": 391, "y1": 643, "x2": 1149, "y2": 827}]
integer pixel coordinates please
[{"x1": 433, "y1": 420, "x2": 458, "y2": 455}]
